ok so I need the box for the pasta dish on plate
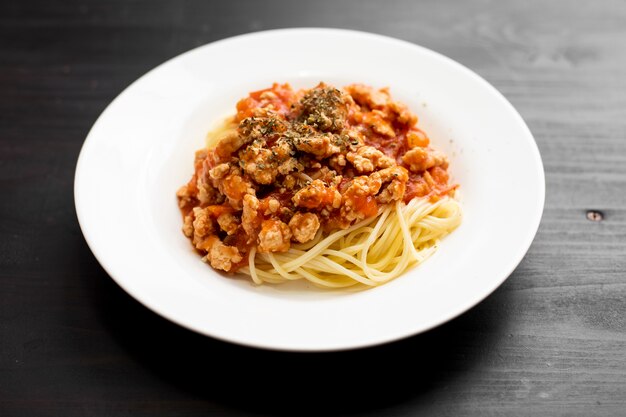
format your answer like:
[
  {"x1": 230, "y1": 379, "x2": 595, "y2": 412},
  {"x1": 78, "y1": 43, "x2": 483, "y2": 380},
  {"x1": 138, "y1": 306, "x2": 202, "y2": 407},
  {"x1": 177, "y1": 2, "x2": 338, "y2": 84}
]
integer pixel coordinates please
[{"x1": 177, "y1": 82, "x2": 461, "y2": 288}]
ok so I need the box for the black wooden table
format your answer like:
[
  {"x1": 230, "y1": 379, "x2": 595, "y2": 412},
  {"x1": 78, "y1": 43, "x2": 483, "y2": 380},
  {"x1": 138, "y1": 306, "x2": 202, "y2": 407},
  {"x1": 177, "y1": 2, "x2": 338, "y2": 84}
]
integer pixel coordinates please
[{"x1": 2, "y1": 1, "x2": 625, "y2": 415}]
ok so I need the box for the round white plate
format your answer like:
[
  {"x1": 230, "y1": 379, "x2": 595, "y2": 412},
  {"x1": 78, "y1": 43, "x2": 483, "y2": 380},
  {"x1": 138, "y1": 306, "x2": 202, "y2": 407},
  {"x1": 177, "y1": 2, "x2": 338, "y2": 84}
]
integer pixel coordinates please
[{"x1": 75, "y1": 28, "x2": 544, "y2": 351}]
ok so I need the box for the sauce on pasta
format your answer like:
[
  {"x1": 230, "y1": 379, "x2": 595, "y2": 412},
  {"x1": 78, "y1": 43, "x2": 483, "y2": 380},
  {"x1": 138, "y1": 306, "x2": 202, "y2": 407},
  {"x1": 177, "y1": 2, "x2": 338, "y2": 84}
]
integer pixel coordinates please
[{"x1": 177, "y1": 83, "x2": 460, "y2": 286}]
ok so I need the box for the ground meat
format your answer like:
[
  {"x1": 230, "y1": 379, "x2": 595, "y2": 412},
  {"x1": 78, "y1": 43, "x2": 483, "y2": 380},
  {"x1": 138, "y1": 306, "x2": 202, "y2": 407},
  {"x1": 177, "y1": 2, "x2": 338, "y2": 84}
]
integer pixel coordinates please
[
  {"x1": 242, "y1": 194, "x2": 261, "y2": 241},
  {"x1": 309, "y1": 166, "x2": 338, "y2": 184},
  {"x1": 267, "y1": 198, "x2": 280, "y2": 213},
  {"x1": 362, "y1": 110, "x2": 396, "y2": 137},
  {"x1": 292, "y1": 132, "x2": 343, "y2": 158},
  {"x1": 347, "y1": 145, "x2": 395, "y2": 173},
  {"x1": 289, "y1": 212, "x2": 320, "y2": 243},
  {"x1": 218, "y1": 167, "x2": 256, "y2": 210},
  {"x1": 282, "y1": 174, "x2": 297, "y2": 190},
  {"x1": 278, "y1": 157, "x2": 299, "y2": 175},
  {"x1": 388, "y1": 100, "x2": 417, "y2": 126},
  {"x1": 196, "y1": 175, "x2": 221, "y2": 205},
  {"x1": 191, "y1": 206, "x2": 216, "y2": 247},
  {"x1": 340, "y1": 175, "x2": 383, "y2": 223},
  {"x1": 257, "y1": 219, "x2": 292, "y2": 253},
  {"x1": 402, "y1": 147, "x2": 449, "y2": 172},
  {"x1": 292, "y1": 179, "x2": 339, "y2": 209},
  {"x1": 239, "y1": 142, "x2": 278, "y2": 184},
  {"x1": 213, "y1": 131, "x2": 247, "y2": 160},
  {"x1": 238, "y1": 115, "x2": 288, "y2": 142},
  {"x1": 328, "y1": 154, "x2": 347, "y2": 171},
  {"x1": 344, "y1": 84, "x2": 390, "y2": 109},
  {"x1": 299, "y1": 83, "x2": 348, "y2": 132},
  {"x1": 344, "y1": 175, "x2": 383, "y2": 197},
  {"x1": 238, "y1": 135, "x2": 297, "y2": 184},
  {"x1": 182, "y1": 214, "x2": 194, "y2": 237},
  {"x1": 344, "y1": 128, "x2": 365, "y2": 147},
  {"x1": 176, "y1": 184, "x2": 193, "y2": 208},
  {"x1": 195, "y1": 158, "x2": 225, "y2": 205},
  {"x1": 217, "y1": 212, "x2": 239, "y2": 235},
  {"x1": 273, "y1": 139, "x2": 298, "y2": 175},
  {"x1": 209, "y1": 163, "x2": 230, "y2": 180},
  {"x1": 202, "y1": 236, "x2": 242, "y2": 272},
  {"x1": 375, "y1": 166, "x2": 409, "y2": 203}
]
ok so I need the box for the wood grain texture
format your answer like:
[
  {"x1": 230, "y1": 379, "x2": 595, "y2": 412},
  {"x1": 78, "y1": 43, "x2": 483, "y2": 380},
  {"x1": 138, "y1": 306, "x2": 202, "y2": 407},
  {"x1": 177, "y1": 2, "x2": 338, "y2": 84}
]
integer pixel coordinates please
[{"x1": 1, "y1": 0, "x2": 625, "y2": 416}]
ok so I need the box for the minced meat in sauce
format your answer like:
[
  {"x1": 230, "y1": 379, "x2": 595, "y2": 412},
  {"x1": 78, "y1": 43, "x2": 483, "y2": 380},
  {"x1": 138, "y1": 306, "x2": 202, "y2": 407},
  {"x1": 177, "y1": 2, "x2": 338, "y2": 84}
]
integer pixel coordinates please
[{"x1": 177, "y1": 82, "x2": 455, "y2": 272}]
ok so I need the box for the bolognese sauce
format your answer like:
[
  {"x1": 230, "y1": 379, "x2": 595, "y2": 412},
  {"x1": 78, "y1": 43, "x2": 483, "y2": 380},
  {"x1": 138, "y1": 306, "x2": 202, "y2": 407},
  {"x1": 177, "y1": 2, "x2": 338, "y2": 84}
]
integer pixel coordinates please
[{"x1": 177, "y1": 83, "x2": 456, "y2": 272}]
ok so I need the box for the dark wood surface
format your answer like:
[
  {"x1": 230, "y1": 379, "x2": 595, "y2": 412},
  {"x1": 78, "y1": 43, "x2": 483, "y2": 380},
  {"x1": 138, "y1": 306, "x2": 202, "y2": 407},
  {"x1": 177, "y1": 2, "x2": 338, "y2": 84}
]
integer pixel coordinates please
[{"x1": 2, "y1": 0, "x2": 625, "y2": 415}]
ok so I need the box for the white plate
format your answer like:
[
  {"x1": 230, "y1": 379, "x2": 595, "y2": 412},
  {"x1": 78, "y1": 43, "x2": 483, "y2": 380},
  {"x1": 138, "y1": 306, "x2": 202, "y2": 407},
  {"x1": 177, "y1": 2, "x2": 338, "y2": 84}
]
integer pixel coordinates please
[{"x1": 75, "y1": 28, "x2": 544, "y2": 351}]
